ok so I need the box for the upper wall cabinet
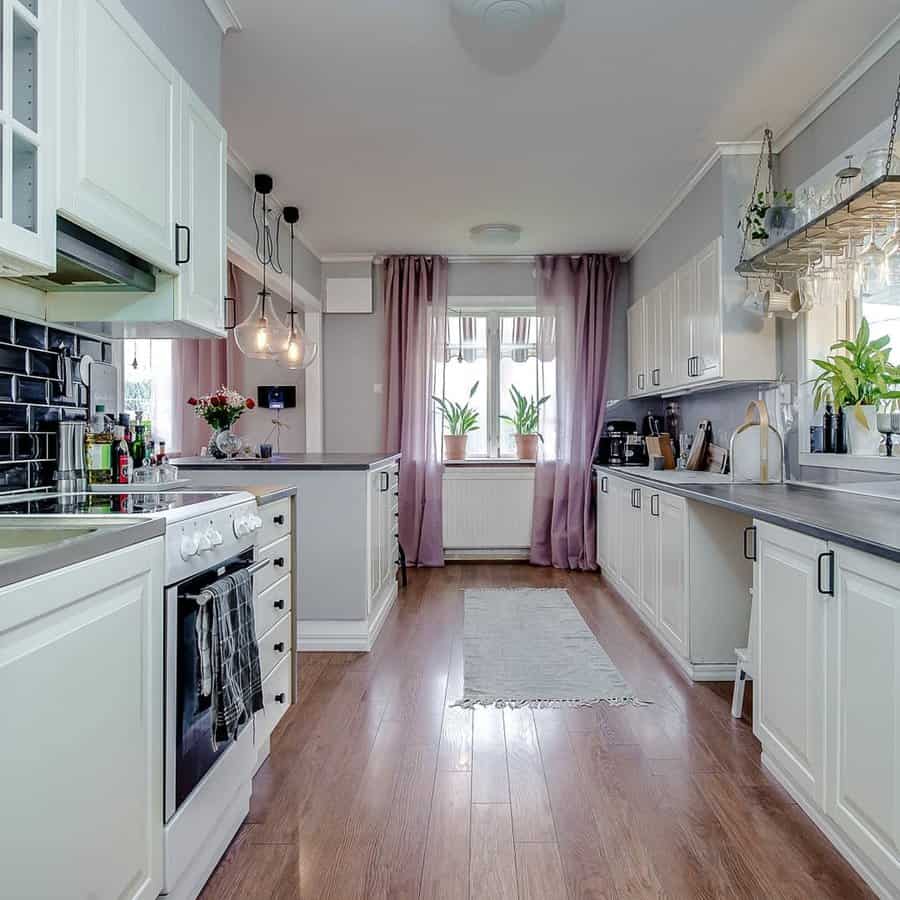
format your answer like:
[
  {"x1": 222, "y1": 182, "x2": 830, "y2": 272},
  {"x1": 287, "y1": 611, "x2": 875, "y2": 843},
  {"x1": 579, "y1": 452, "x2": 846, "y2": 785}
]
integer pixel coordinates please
[
  {"x1": 57, "y1": 0, "x2": 179, "y2": 272},
  {"x1": 0, "y1": 0, "x2": 57, "y2": 275},
  {"x1": 628, "y1": 236, "x2": 776, "y2": 398}
]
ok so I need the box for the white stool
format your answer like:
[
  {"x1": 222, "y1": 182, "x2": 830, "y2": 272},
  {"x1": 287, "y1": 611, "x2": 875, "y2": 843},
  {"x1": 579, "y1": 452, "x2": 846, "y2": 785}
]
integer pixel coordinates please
[{"x1": 731, "y1": 586, "x2": 756, "y2": 719}]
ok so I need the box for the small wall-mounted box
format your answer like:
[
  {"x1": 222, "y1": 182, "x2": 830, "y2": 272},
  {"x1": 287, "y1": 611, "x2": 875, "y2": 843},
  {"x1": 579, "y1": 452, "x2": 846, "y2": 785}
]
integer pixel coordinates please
[{"x1": 325, "y1": 276, "x2": 373, "y2": 314}]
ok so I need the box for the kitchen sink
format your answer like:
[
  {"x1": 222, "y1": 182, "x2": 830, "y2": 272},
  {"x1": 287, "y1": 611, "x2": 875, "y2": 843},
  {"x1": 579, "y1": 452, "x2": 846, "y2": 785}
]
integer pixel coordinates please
[{"x1": 0, "y1": 526, "x2": 100, "y2": 559}]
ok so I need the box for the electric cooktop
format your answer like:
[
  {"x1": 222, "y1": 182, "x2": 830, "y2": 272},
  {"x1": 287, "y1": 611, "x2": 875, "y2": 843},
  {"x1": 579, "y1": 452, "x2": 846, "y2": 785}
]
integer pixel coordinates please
[{"x1": 0, "y1": 491, "x2": 241, "y2": 516}]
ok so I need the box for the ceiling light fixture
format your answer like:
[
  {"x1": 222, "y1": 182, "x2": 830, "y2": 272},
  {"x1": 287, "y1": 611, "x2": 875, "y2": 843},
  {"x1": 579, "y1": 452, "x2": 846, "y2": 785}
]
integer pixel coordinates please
[
  {"x1": 234, "y1": 174, "x2": 289, "y2": 359},
  {"x1": 470, "y1": 223, "x2": 523, "y2": 246},
  {"x1": 277, "y1": 206, "x2": 319, "y2": 371},
  {"x1": 452, "y1": 0, "x2": 563, "y2": 32}
]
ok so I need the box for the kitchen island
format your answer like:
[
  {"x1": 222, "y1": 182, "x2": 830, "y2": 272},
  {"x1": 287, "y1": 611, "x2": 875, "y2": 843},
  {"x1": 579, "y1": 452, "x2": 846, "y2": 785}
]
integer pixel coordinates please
[{"x1": 178, "y1": 453, "x2": 401, "y2": 651}]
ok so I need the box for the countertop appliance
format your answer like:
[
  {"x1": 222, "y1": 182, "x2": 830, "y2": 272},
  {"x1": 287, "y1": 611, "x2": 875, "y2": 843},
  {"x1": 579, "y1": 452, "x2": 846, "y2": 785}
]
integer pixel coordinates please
[
  {"x1": 0, "y1": 488, "x2": 268, "y2": 898},
  {"x1": 55, "y1": 421, "x2": 87, "y2": 493},
  {"x1": 597, "y1": 420, "x2": 637, "y2": 466}
]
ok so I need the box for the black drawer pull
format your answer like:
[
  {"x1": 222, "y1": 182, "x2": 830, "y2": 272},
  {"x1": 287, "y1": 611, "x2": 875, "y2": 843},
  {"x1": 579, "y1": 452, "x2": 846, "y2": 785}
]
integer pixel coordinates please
[
  {"x1": 601, "y1": 476, "x2": 608, "y2": 494},
  {"x1": 274, "y1": 692, "x2": 286, "y2": 704},
  {"x1": 274, "y1": 557, "x2": 285, "y2": 568},
  {"x1": 273, "y1": 514, "x2": 285, "y2": 525},
  {"x1": 817, "y1": 550, "x2": 835, "y2": 596},
  {"x1": 650, "y1": 493, "x2": 659, "y2": 517},
  {"x1": 274, "y1": 599, "x2": 285, "y2": 610},
  {"x1": 175, "y1": 223, "x2": 191, "y2": 264},
  {"x1": 274, "y1": 641, "x2": 285, "y2": 653},
  {"x1": 743, "y1": 526, "x2": 757, "y2": 561}
]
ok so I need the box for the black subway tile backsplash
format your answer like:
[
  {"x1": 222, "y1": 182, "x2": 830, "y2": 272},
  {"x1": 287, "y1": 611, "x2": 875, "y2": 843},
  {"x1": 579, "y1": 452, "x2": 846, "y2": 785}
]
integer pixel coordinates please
[
  {"x1": 14, "y1": 320, "x2": 47, "y2": 350},
  {"x1": 0, "y1": 434, "x2": 11, "y2": 462},
  {"x1": 48, "y1": 328, "x2": 77, "y2": 354},
  {"x1": 0, "y1": 316, "x2": 12, "y2": 345},
  {"x1": 0, "y1": 404, "x2": 29, "y2": 431},
  {"x1": 14, "y1": 433, "x2": 40, "y2": 461},
  {"x1": 27, "y1": 349, "x2": 62, "y2": 381},
  {"x1": 77, "y1": 337, "x2": 103, "y2": 360},
  {"x1": 16, "y1": 376, "x2": 47, "y2": 404},
  {"x1": 0, "y1": 375, "x2": 12, "y2": 402},
  {"x1": 0, "y1": 345, "x2": 28, "y2": 376},
  {"x1": 28, "y1": 405, "x2": 58, "y2": 431},
  {"x1": 0, "y1": 464, "x2": 29, "y2": 491}
]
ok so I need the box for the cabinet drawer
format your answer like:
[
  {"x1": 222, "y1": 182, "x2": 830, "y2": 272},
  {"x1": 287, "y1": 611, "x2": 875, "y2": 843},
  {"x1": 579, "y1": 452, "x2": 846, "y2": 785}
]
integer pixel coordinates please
[
  {"x1": 258, "y1": 499, "x2": 291, "y2": 550},
  {"x1": 257, "y1": 654, "x2": 292, "y2": 744},
  {"x1": 254, "y1": 573, "x2": 291, "y2": 638},
  {"x1": 255, "y1": 536, "x2": 291, "y2": 594},
  {"x1": 257, "y1": 614, "x2": 292, "y2": 682}
]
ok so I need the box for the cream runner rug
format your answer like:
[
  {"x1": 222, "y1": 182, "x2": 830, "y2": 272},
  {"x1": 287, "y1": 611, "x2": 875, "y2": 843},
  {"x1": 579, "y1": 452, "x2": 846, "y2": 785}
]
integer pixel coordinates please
[{"x1": 453, "y1": 588, "x2": 643, "y2": 709}]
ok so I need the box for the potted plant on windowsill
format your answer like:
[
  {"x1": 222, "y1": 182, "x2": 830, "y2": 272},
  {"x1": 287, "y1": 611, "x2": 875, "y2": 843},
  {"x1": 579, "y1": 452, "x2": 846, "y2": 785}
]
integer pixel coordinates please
[
  {"x1": 500, "y1": 386, "x2": 550, "y2": 460},
  {"x1": 810, "y1": 318, "x2": 900, "y2": 456},
  {"x1": 434, "y1": 382, "x2": 480, "y2": 461}
]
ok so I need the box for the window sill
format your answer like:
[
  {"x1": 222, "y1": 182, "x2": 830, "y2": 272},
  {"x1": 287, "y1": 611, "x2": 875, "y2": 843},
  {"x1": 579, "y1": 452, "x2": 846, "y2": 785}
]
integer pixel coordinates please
[
  {"x1": 443, "y1": 458, "x2": 536, "y2": 468},
  {"x1": 800, "y1": 452, "x2": 900, "y2": 474}
]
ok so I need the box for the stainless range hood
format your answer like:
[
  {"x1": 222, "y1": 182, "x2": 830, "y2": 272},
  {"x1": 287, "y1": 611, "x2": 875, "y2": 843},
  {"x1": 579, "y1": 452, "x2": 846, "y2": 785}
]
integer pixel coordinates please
[{"x1": 15, "y1": 217, "x2": 157, "y2": 293}]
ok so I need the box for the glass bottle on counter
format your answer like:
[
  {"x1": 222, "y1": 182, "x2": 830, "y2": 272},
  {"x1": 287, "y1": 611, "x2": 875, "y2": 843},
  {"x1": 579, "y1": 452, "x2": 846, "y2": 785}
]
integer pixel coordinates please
[
  {"x1": 114, "y1": 426, "x2": 131, "y2": 484},
  {"x1": 835, "y1": 407, "x2": 848, "y2": 454},
  {"x1": 131, "y1": 423, "x2": 145, "y2": 470},
  {"x1": 823, "y1": 400, "x2": 835, "y2": 454},
  {"x1": 86, "y1": 405, "x2": 113, "y2": 484}
]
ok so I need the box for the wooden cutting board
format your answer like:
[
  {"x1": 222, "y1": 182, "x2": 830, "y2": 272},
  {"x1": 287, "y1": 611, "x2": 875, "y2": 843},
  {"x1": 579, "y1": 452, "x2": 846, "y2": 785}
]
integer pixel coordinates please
[
  {"x1": 704, "y1": 443, "x2": 729, "y2": 474},
  {"x1": 686, "y1": 420, "x2": 711, "y2": 471}
]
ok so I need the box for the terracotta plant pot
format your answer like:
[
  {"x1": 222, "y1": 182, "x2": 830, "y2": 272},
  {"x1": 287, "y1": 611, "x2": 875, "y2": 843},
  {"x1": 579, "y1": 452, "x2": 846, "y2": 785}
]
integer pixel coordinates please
[
  {"x1": 444, "y1": 434, "x2": 468, "y2": 461},
  {"x1": 514, "y1": 433, "x2": 539, "y2": 460}
]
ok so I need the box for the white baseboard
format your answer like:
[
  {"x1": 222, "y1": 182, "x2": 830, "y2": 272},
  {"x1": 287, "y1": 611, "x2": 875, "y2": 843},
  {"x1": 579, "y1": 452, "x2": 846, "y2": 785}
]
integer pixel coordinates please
[
  {"x1": 761, "y1": 753, "x2": 894, "y2": 900},
  {"x1": 298, "y1": 581, "x2": 398, "y2": 652},
  {"x1": 444, "y1": 548, "x2": 530, "y2": 561}
]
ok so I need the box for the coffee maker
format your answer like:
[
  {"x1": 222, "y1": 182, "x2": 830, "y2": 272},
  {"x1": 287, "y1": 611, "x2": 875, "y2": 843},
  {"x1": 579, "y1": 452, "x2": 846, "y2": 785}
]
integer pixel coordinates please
[
  {"x1": 597, "y1": 420, "x2": 638, "y2": 466},
  {"x1": 55, "y1": 421, "x2": 87, "y2": 493}
]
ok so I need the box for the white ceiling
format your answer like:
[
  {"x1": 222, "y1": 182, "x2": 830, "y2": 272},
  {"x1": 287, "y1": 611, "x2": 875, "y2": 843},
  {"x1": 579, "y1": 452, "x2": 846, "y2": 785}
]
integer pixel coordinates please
[{"x1": 222, "y1": 1, "x2": 900, "y2": 258}]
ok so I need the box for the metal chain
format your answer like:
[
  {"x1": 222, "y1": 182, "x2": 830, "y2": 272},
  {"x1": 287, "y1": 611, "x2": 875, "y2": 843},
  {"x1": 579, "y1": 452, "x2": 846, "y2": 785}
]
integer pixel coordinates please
[
  {"x1": 886, "y1": 71, "x2": 900, "y2": 177},
  {"x1": 740, "y1": 128, "x2": 774, "y2": 265}
]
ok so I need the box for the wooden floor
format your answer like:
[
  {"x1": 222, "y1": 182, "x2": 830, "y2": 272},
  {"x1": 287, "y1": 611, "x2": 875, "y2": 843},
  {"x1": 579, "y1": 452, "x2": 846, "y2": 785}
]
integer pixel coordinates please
[{"x1": 200, "y1": 563, "x2": 873, "y2": 900}]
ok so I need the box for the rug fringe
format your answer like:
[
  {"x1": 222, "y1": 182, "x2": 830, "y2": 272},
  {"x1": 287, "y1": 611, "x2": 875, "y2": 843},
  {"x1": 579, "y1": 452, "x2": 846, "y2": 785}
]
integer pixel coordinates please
[{"x1": 450, "y1": 697, "x2": 652, "y2": 710}]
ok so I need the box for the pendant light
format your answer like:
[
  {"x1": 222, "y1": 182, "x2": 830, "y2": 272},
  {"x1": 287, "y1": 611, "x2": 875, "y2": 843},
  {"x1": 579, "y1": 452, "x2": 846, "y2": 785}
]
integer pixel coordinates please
[
  {"x1": 234, "y1": 174, "x2": 289, "y2": 359},
  {"x1": 277, "y1": 206, "x2": 319, "y2": 371}
]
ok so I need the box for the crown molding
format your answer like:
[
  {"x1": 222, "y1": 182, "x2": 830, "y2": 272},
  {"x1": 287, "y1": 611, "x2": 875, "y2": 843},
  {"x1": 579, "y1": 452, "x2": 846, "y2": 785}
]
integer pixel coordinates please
[
  {"x1": 320, "y1": 254, "x2": 375, "y2": 264},
  {"x1": 624, "y1": 141, "x2": 762, "y2": 262},
  {"x1": 204, "y1": 0, "x2": 242, "y2": 35},
  {"x1": 773, "y1": 13, "x2": 900, "y2": 152},
  {"x1": 227, "y1": 148, "x2": 321, "y2": 260}
]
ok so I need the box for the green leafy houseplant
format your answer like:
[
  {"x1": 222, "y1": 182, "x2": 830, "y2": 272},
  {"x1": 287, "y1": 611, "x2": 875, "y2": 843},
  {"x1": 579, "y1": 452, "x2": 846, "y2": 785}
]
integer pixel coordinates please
[
  {"x1": 740, "y1": 189, "x2": 793, "y2": 242},
  {"x1": 433, "y1": 381, "x2": 480, "y2": 435},
  {"x1": 499, "y1": 386, "x2": 550, "y2": 439}
]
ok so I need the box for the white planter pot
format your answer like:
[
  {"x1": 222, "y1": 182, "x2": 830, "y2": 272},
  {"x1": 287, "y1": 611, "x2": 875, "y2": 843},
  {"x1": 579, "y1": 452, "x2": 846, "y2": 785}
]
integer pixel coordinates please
[{"x1": 846, "y1": 405, "x2": 880, "y2": 456}]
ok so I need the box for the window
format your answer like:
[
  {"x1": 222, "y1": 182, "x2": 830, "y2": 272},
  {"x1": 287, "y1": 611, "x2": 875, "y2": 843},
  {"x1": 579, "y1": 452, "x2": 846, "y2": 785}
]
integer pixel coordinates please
[
  {"x1": 123, "y1": 339, "x2": 176, "y2": 450},
  {"x1": 439, "y1": 307, "x2": 552, "y2": 458}
]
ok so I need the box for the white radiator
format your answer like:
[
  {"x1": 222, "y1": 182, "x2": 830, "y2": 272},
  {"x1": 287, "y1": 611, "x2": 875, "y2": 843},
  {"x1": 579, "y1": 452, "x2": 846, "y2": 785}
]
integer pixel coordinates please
[{"x1": 442, "y1": 467, "x2": 535, "y2": 555}]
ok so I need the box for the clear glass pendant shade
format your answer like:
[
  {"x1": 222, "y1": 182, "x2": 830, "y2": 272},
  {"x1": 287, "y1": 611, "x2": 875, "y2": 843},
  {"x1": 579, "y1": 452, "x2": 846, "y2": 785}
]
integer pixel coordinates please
[
  {"x1": 277, "y1": 319, "x2": 319, "y2": 370},
  {"x1": 234, "y1": 290, "x2": 289, "y2": 359}
]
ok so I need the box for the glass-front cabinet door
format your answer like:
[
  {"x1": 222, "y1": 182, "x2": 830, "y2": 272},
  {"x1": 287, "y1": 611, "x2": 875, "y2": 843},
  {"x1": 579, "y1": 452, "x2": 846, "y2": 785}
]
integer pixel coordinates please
[{"x1": 0, "y1": 0, "x2": 56, "y2": 275}]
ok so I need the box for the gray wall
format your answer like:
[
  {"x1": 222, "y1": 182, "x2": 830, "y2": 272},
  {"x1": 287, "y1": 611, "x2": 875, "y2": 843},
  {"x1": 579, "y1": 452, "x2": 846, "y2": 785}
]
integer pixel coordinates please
[
  {"x1": 226, "y1": 167, "x2": 322, "y2": 302},
  {"x1": 122, "y1": 0, "x2": 222, "y2": 116}
]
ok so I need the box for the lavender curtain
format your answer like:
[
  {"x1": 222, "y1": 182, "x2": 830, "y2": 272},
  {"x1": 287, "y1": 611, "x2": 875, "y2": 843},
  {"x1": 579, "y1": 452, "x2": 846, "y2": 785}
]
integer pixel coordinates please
[
  {"x1": 171, "y1": 264, "x2": 243, "y2": 455},
  {"x1": 383, "y1": 256, "x2": 449, "y2": 567},
  {"x1": 530, "y1": 254, "x2": 619, "y2": 570}
]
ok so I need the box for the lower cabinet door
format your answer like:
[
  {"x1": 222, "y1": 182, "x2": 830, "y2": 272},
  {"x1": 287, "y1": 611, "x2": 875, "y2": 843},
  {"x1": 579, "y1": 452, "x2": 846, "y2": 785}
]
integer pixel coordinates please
[
  {"x1": 0, "y1": 539, "x2": 164, "y2": 900},
  {"x1": 617, "y1": 481, "x2": 643, "y2": 609},
  {"x1": 596, "y1": 472, "x2": 612, "y2": 573},
  {"x1": 827, "y1": 546, "x2": 900, "y2": 890},
  {"x1": 657, "y1": 493, "x2": 689, "y2": 658},
  {"x1": 638, "y1": 489, "x2": 659, "y2": 625},
  {"x1": 755, "y1": 521, "x2": 827, "y2": 807}
]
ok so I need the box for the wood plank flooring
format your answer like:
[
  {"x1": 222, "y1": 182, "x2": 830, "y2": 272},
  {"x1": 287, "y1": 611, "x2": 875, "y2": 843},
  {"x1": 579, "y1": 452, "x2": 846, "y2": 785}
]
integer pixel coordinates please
[{"x1": 200, "y1": 563, "x2": 874, "y2": 900}]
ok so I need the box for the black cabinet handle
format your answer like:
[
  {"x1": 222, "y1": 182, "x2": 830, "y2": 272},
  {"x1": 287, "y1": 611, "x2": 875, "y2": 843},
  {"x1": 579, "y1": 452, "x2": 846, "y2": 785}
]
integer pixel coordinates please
[
  {"x1": 637, "y1": 373, "x2": 645, "y2": 391},
  {"x1": 274, "y1": 598, "x2": 285, "y2": 610},
  {"x1": 817, "y1": 551, "x2": 835, "y2": 596},
  {"x1": 600, "y1": 476, "x2": 608, "y2": 494},
  {"x1": 274, "y1": 692, "x2": 286, "y2": 704},
  {"x1": 273, "y1": 514, "x2": 285, "y2": 525},
  {"x1": 652, "y1": 368, "x2": 660, "y2": 386},
  {"x1": 630, "y1": 487, "x2": 641, "y2": 509},
  {"x1": 274, "y1": 642, "x2": 285, "y2": 653},
  {"x1": 274, "y1": 557, "x2": 285, "y2": 568},
  {"x1": 743, "y1": 526, "x2": 757, "y2": 561},
  {"x1": 650, "y1": 494, "x2": 660, "y2": 517},
  {"x1": 175, "y1": 224, "x2": 191, "y2": 265},
  {"x1": 380, "y1": 471, "x2": 389, "y2": 491}
]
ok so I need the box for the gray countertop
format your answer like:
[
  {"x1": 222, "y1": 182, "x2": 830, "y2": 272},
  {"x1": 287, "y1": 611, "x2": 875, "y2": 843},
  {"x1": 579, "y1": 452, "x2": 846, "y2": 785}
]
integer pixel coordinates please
[
  {"x1": 596, "y1": 465, "x2": 900, "y2": 563},
  {"x1": 0, "y1": 518, "x2": 165, "y2": 589},
  {"x1": 177, "y1": 453, "x2": 401, "y2": 471}
]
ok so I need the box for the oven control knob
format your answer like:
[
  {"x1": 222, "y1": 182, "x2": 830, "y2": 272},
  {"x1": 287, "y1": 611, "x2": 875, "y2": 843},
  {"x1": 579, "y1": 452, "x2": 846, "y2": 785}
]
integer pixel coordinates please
[
  {"x1": 248, "y1": 513, "x2": 263, "y2": 532},
  {"x1": 234, "y1": 516, "x2": 250, "y2": 537},
  {"x1": 208, "y1": 527, "x2": 224, "y2": 547},
  {"x1": 180, "y1": 533, "x2": 199, "y2": 560},
  {"x1": 196, "y1": 529, "x2": 212, "y2": 552}
]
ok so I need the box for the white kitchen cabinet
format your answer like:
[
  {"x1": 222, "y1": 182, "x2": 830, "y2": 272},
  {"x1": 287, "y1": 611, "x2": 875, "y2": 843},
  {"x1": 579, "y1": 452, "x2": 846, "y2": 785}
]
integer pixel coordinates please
[
  {"x1": 0, "y1": 537, "x2": 165, "y2": 900},
  {"x1": 595, "y1": 470, "x2": 615, "y2": 576},
  {"x1": 0, "y1": 0, "x2": 57, "y2": 275},
  {"x1": 57, "y1": 0, "x2": 180, "y2": 271},
  {"x1": 176, "y1": 82, "x2": 227, "y2": 335},
  {"x1": 826, "y1": 546, "x2": 900, "y2": 889},
  {"x1": 657, "y1": 492, "x2": 688, "y2": 657},
  {"x1": 628, "y1": 235, "x2": 775, "y2": 397},
  {"x1": 627, "y1": 296, "x2": 646, "y2": 396},
  {"x1": 754, "y1": 521, "x2": 828, "y2": 807},
  {"x1": 369, "y1": 461, "x2": 398, "y2": 613},
  {"x1": 638, "y1": 487, "x2": 660, "y2": 625},
  {"x1": 617, "y1": 479, "x2": 642, "y2": 610}
]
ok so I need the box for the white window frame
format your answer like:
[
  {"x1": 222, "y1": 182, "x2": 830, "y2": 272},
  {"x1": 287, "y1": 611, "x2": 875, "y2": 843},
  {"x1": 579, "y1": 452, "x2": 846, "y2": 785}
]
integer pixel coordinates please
[{"x1": 444, "y1": 296, "x2": 538, "y2": 460}]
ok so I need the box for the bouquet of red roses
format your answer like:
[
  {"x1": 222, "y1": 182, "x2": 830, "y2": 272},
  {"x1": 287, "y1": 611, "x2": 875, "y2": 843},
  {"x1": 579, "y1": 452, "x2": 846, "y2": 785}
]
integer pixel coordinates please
[{"x1": 187, "y1": 387, "x2": 255, "y2": 431}]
